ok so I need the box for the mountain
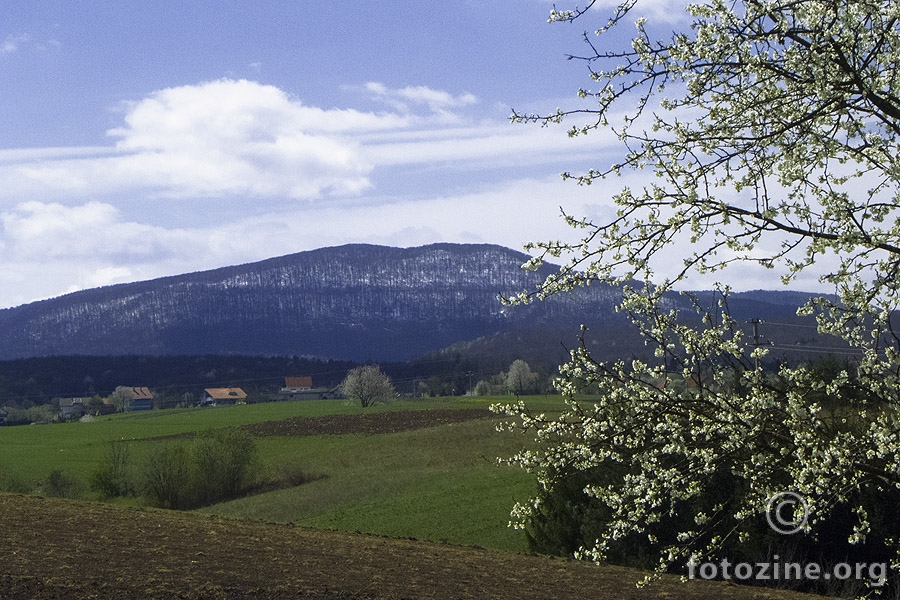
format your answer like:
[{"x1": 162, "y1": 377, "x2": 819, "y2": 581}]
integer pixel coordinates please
[
  {"x1": 0, "y1": 243, "x2": 630, "y2": 362},
  {"x1": 0, "y1": 243, "x2": 843, "y2": 364}
]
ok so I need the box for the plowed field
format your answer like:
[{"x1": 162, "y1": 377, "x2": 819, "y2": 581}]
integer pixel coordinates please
[
  {"x1": 242, "y1": 407, "x2": 493, "y2": 437},
  {"x1": 0, "y1": 494, "x2": 818, "y2": 599}
]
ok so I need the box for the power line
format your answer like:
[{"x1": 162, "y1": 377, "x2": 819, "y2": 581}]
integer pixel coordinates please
[
  {"x1": 761, "y1": 320, "x2": 820, "y2": 329},
  {"x1": 768, "y1": 344, "x2": 862, "y2": 356}
]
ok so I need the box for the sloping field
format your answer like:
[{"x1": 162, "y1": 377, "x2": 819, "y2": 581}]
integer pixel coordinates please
[
  {"x1": 201, "y1": 406, "x2": 533, "y2": 552},
  {"x1": 0, "y1": 493, "x2": 818, "y2": 600}
]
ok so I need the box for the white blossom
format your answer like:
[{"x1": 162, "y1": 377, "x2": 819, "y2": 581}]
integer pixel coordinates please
[{"x1": 503, "y1": 0, "x2": 900, "y2": 587}]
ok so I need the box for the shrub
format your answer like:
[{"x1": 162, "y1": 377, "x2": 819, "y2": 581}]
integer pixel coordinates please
[
  {"x1": 2, "y1": 407, "x2": 33, "y2": 426},
  {"x1": 190, "y1": 428, "x2": 257, "y2": 506},
  {"x1": 92, "y1": 429, "x2": 261, "y2": 510},
  {"x1": 0, "y1": 467, "x2": 32, "y2": 494},
  {"x1": 90, "y1": 442, "x2": 135, "y2": 499},
  {"x1": 27, "y1": 404, "x2": 56, "y2": 423},
  {"x1": 141, "y1": 441, "x2": 191, "y2": 509},
  {"x1": 43, "y1": 470, "x2": 82, "y2": 499},
  {"x1": 275, "y1": 464, "x2": 323, "y2": 488},
  {"x1": 140, "y1": 428, "x2": 258, "y2": 510}
]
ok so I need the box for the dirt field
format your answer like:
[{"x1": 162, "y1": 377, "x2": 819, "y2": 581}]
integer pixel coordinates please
[
  {"x1": 241, "y1": 407, "x2": 494, "y2": 437},
  {"x1": 0, "y1": 493, "x2": 822, "y2": 600}
]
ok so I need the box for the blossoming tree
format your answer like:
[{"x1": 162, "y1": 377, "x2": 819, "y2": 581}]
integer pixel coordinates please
[{"x1": 496, "y1": 0, "x2": 900, "y2": 589}]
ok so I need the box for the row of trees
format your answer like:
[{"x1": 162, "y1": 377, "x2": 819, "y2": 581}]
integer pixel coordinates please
[
  {"x1": 1, "y1": 404, "x2": 56, "y2": 425},
  {"x1": 473, "y1": 359, "x2": 547, "y2": 396},
  {"x1": 92, "y1": 429, "x2": 258, "y2": 510},
  {"x1": 498, "y1": 0, "x2": 900, "y2": 595},
  {"x1": 340, "y1": 360, "x2": 550, "y2": 406}
]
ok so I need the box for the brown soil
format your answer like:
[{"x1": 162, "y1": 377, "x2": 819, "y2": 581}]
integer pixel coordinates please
[
  {"x1": 0, "y1": 494, "x2": 819, "y2": 599},
  {"x1": 241, "y1": 407, "x2": 494, "y2": 438}
]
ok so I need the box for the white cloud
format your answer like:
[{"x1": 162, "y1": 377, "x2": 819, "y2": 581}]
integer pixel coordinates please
[
  {"x1": 64, "y1": 266, "x2": 135, "y2": 294},
  {"x1": 0, "y1": 201, "x2": 183, "y2": 306},
  {"x1": 0, "y1": 201, "x2": 196, "y2": 262},
  {"x1": 0, "y1": 32, "x2": 58, "y2": 56},
  {"x1": 365, "y1": 81, "x2": 477, "y2": 117},
  {"x1": 3, "y1": 77, "x2": 803, "y2": 310},
  {"x1": 0, "y1": 79, "x2": 617, "y2": 207},
  {"x1": 0, "y1": 146, "x2": 117, "y2": 163},
  {"x1": 0, "y1": 79, "x2": 407, "y2": 202},
  {"x1": 0, "y1": 33, "x2": 30, "y2": 56},
  {"x1": 362, "y1": 121, "x2": 614, "y2": 169}
]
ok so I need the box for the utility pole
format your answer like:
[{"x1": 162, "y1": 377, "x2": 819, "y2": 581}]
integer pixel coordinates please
[{"x1": 749, "y1": 318, "x2": 762, "y2": 371}]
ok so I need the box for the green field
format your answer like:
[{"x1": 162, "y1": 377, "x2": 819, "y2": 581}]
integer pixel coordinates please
[
  {"x1": 0, "y1": 396, "x2": 829, "y2": 599},
  {"x1": 0, "y1": 396, "x2": 562, "y2": 553}
]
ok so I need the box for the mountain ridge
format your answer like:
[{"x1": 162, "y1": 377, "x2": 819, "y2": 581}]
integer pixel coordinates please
[
  {"x1": 0, "y1": 243, "x2": 625, "y2": 361},
  {"x1": 0, "y1": 242, "x2": 834, "y2": 363}
]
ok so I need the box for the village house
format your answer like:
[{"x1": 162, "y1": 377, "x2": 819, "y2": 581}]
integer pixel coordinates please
[
  {"x1": 57, "y1": 397, "x2": 89, "y2": 420},
  {"x1": 277, "y1": 376, "x2": 340, "y2": 400},
  {"x1": 113, "y1": 386, "x2": 154, "y2": 412},
  {"x1": 201, "y1": 387, "x2": 248, "y2": 406},
  {"x1": 281, "y1": 376, "x2": 313, "y2": 393}
]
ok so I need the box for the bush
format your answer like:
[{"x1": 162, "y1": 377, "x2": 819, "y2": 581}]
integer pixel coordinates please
[
  {"x1": 141, "y1": 442, "x2": 192, "y2": 509},
  {"x1": 190, "y1": 429, "x2": 257, "y2": 506},
  {"x1": 275, "y1": 464, "x2": 323, "y2": 488},
  {"x1": 0, "y1": 467, "x2": 33, "y2": 494},
  {"x1": 140, "y1": 428, "x2": 258, "y2": 510},
  {"x1": 2, "y1": 407, "x2": 33, "y2": 426},
  {"x1": 91, "y1": 429, "x2": 264, "y2": 510},
  {"x1": 43, "y1": 470, "x2": 82, "y2": 499},
  {"x1": 27, "y1": 404, "x2": 56, "y2": 423},
  {"x1": 90, "y1": 442, "x2": 135, "y2": 499}
]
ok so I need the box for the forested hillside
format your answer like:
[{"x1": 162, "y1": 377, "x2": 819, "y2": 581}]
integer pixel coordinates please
[{"x1": 0, "y1": 244, "x2": 626, "y2": 362}]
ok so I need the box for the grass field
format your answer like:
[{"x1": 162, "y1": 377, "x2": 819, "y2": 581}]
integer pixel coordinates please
[
  {"x1": 204, "y1": 417, "x2": 534, "y2": 551},
  {"x1": 0, "y1": 396, "x2": 832, "y2": 598},
  {"x1": 0, "y1": 396, "x2": 556, "y2": 553}
]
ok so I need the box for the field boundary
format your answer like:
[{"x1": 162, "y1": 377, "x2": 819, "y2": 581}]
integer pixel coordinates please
[{"x1": 242, "y1": 406, "x2": 494, "y2": 437}]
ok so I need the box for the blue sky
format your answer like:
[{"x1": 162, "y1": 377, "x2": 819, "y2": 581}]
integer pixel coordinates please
[{"x1": 0, "y1": 0, "x2": 797, "y2": 309}]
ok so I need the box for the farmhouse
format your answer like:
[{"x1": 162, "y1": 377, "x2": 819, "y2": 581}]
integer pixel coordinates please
[
  {"x1": 57, "y1": 397, "x2": 89, "y2": 420},
  {"x1": 277, "y1": 376, "x2": 341, "y2": 400},
  {"x1": 201, "y1": 387, "x2": 248, "y2": 406},
  {"x1": 281, "y1": 376, "x2": 313, "y2": 392},
  {"x1": 115, "y1": 386, "x2": 154, "y2": 411}
]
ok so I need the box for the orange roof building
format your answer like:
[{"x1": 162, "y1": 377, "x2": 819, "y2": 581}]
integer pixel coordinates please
[
  {"x1": 201, "y1": 387, "x2": 248, "y2": 405},
  {"x1": 283, "y1": 376, "x2": 313, "y2": 390}
]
